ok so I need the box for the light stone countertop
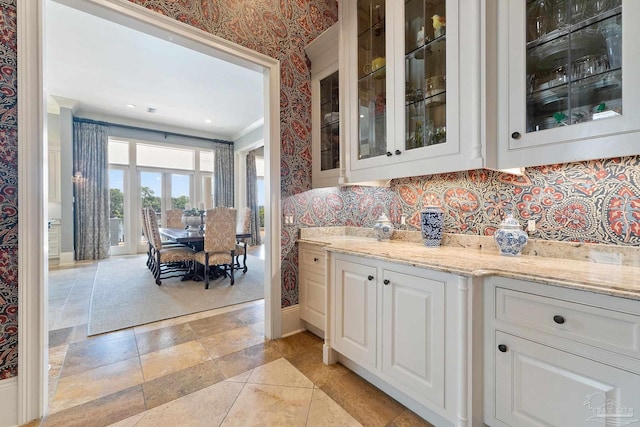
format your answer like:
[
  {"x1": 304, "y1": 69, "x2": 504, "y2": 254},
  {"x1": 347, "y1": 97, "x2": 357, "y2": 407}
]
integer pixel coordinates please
[{"x1": 298, "y1": 227, "x2": 640, "y2": 300}]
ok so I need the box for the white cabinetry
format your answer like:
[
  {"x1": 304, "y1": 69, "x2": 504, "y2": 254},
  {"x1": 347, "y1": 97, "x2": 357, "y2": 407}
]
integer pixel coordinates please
[
  {"x1": 340, "y1": 0, "x2": 483, "y2": 183},
  {"x1": 330, "y1": 252, "x2": 460, "y2": 422},
  {"x1": 48, "y1": 223, "x2": 61, "y2": 259},
  {"x1": 490, "y1": 0, "x2": 640, "y2": 169},
  {"x1": 48, "y1": 147, "x2": 61, "y2": 203},
  {"x1": 305, "y1": 24, "x2": 343, "y2": 188},
  {"x1": 298, "y1": 242, "x2": 327, "y2": 334},
  {"x1": 484, "y1": 277, "x2": 640, "y2": 427}
]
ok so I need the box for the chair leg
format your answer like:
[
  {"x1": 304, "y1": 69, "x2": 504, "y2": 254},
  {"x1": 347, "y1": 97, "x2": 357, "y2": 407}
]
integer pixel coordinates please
[
  {"x1": 230, "y1": 250, "x2": 235, "y2": 285},
  {"x1": 241, "y1": 243, "x2": 248, "y2": 273},
  {"x1": 204, "y1": 253, "x2": 210, "y2": 289},
  {"x1": 155, "y1": 251, "x2": 162, "y2": 285}
]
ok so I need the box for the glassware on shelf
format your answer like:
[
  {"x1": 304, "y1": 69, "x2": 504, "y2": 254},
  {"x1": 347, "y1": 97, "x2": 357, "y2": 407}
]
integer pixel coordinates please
[
  {"x1": 373, "y1": 4, "x2": 384, "y2": 36},
  {"x1": 527, "y1": 0, "x2": 548, "y2": 41},
  {"x1": 599, "y1": 22, "x2": 622, "y2": 69},
  {"x1": 552, "y1": 0, "x2": 568, "y2": 30}
]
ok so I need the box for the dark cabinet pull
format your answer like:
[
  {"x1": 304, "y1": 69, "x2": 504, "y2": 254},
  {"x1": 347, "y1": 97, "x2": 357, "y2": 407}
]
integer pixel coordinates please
[
  {"x1": 367, "y1": 275, "x2": 374, "y2": 281},
  {"x1": 511, "y1": 131, "x2": 521, "y2": 140},
  {"x1": 313, "y1": 257, "x2": 319, "y2": 262},
  {"x1": 394, "y1": 149, "x2": 401, "y2": 155},
  {"x1": 383, "y1": 279, "x2": 390, "y2": 285},
  {"x1": 386, "y1": 151, "x2": 393, "y2": 157},
  {"x1": 553, "y1": 315, "x2": 565, "y2": 324},
  {"x1": 498, "y1": 344, "x2": 508, "y2": 353}
]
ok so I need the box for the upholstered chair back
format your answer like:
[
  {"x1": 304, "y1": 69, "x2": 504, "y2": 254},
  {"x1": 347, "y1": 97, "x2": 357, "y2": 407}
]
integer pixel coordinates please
[
  {"x1": 204, "y1": 207, "x2": 237, "y2": 253},
  {"x1": 166, "y1": 208, "x2": 185, "y2": 228},
  {"x1": 146, "y1": 208, "x2": 163, "y2": 250},
  {"x1": 237, "y1": 207, "x2": 252, "y2": 241},
  {"x1": 141, "y1": 208, "x2": 149, "y2": 239}
]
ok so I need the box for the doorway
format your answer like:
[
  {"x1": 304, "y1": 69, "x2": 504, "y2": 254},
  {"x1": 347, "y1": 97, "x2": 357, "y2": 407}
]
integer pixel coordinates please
[{"x1": 18, "y1": 0, "x2": 282, "y2": 422}]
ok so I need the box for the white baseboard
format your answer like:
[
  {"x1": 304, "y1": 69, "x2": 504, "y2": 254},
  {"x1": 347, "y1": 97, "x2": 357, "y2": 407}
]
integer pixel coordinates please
[
  {"x1": 59, "y1": 251, "x2": 74, "y2": 265},
  {"x1": 0, "y1": 377, "x2": 18, "y2": 427},
  {"x1": 280, "y1": 304, "x2": 304, "y2": 337}
]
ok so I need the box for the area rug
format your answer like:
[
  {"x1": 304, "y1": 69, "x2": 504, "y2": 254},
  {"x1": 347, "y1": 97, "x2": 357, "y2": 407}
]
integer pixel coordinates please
[{"x1": 88, "y1": 254, "x2": 264, "y2": 335}]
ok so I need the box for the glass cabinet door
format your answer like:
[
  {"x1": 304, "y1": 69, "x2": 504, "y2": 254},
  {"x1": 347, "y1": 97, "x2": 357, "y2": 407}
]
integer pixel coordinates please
[
  {"x1": 404, "y1": 0, "x2": 447, "y2": 151},
  {"x1": 357, "y1": 0, "x2": 387, "y2": 160},
  {"x1": 319, "y1": 71, "x2": 340, "y2": 172},
  {"x1": 526, "y1": 0, "x2": 621, "y2": 132}
]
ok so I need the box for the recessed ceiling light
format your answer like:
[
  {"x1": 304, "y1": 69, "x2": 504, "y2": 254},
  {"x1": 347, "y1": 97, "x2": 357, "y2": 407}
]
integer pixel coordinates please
[
  {"x1": 205, "y1": 119, "x2": 212, "y2": 124},
  {"x1": 126, "y1": 104, "x2": 136, "y2": 109}
]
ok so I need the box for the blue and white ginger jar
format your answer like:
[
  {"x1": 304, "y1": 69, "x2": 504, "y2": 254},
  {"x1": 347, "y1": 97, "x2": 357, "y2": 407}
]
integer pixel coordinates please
[
  {"x1": 373, "y1": 214, "x2": 394, "y2": 241},
  {"x1": 421, "y1": 206, "x2": 443, "y2": 247},
  {"x1": 494, "y1": 215, "x2": 528, "y2": 256}
]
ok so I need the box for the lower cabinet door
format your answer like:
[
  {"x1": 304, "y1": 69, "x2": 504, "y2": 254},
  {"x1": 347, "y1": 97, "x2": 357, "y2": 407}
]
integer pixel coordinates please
[
  {"x1": 381, "y1": 268, "x2": 445, "y2": 408},
  {"x1": 494, "y1": 331, "x2": 640, "y2": 427},
  {"x1": 300, "y1": 269, "x2": 325, "y2": 331},
  {"x1": 333, "y1": 257, "x2": 377, "y2": 368}
]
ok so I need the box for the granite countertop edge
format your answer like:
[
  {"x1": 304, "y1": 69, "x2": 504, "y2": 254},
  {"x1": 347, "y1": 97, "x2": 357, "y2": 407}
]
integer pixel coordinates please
[{"x1": 298, "y1": 228, "x2": 640, "y2": 301}]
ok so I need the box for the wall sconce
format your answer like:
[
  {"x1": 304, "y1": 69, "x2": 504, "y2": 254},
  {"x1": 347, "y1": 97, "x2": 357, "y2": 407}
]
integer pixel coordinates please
[{"x1": 72, "y1": 171, "x2": 82, "y2": 183}]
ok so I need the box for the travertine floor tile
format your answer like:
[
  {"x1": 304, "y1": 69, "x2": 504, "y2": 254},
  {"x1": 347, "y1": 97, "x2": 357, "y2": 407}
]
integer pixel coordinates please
[
  {"x1": 127, "y1": 381, "x2": 244, "y2": 427},
  {"x1": 272, "y1": 330, "x2": 323, "y2": 359},
  {"x1": 142, "y1": 360, "x2": 225, "y2": 410},
  {"x1": 221, "y1": 383, "x2": 313, "y2": 426},
  {"x1": 134, "y1": 322, "x2": 196, "y2": 355},
  {"x1": 51, "y1": 358, "x2": 144, "y2": 413},
  {"x1": 307, "y1": 388, "x2": 362, "y2": 426},
  {"x1": 387, "y1": 409, "x2": 436, "y2": 426},
  {"x1": 225, "y1": 369, "x2": 253, "y2": 383},
  {"x1": 199, "y1": 324, "x2": 265, "y2": 359},
  {"x1": 43, "y1": 385, "x2": 145, "y2": 427},
  {"x1": 286, "y1": 342, "x2": 350, "y2": 388},
  {"x1": 49, "y1": 327, "x2": 73, "y2": 348},
  {"x1": 320, "y1": 367, "x2": 405, "y2": 426},
  {"x1": 213, "y1": 341, "x2": 282, "y2": 379},
  {"x1": 61, "y1": 333, "x2": 138, "y2": 377},
  {"x1": 247, "y1": 358, "x2": 314, "y2": 389},
  {"x1": 188, "y1": 311, "x2": 246, "y2": 339},
  {"x1": 139, "y1": 340, "x2": 210, "y2": 382}
]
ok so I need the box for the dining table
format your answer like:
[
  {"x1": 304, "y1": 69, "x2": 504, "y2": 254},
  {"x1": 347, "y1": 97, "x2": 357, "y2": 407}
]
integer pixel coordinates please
[{"x1": 159, "y1": 227, "x2": 252, "y2": 281}]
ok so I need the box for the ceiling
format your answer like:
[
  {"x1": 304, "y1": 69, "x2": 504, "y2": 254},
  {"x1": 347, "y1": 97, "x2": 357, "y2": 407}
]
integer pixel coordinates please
[{"x1": 45, "y1": 1, "x2": 265, "y2": 140}]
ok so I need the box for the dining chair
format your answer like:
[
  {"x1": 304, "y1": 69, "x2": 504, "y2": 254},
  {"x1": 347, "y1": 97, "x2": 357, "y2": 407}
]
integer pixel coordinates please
[
  {"x1": 194, "y1": 207, "x2": 237, "y2": 289},
  {"x1": 141, "y1": 208, "x2": 152, "y2": 270},
  {"x1": 165, "y1": 208, "x2": 185, "y2": 228},
  {"x1": 146, "y1": 208, "x2": 196, "y2": 285},
  {"x1": 235, "y1": 207, "x2": 252, "y2": 273}
]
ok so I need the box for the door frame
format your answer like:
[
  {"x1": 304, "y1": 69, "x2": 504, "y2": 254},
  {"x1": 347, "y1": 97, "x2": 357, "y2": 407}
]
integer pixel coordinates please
[{"x1": 17, "y1": 0, "x2": 282, "y2": 422}]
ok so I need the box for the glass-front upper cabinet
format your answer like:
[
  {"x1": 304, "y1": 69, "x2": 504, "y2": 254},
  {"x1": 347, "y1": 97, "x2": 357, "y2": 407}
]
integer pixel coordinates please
[
  {"x1": 342, "y1": 0, "x2": 483, "y2": 182},
  {"x1": 405, "y1": 0, "x2": 447, "y2": 151},
  {"x1": 356, "y1": 0, "x2": 388, "y2": 161},
  {"x1": 494, "y1": 0, "x2": 640, "y2": 169},
  {"x1": 306, "y1": 24, "x2": 343, "y2": 188}
]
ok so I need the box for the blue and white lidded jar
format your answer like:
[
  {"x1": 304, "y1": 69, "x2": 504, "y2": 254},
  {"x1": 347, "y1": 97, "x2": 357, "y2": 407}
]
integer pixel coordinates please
[
  {"x1": 421, "y1": 205, "x2": 443, "y2": 247},
  {"x1": 494, "y1": 215, "x2": 528, "y2": 256},
  {"x1": 373, "y1": 213, "x2": 394, "y2": 241}
]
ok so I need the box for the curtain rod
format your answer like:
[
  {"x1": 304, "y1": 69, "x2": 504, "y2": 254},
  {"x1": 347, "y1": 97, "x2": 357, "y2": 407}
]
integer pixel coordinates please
[{"x1": 73, "y1": 117, "x2": 234, "y2": 145}]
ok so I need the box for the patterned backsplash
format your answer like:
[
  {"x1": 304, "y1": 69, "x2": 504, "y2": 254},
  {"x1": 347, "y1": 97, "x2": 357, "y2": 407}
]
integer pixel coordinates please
[{"x1": 281, "y1": 156, "x2": 640, "y2": 304}]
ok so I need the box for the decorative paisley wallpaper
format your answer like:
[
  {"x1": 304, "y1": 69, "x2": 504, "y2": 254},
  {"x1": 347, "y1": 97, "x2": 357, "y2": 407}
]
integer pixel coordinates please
[
  {"x1": 0, "y1": 1, "x2": 638, "y2": 376},
  {"x1": 0, "y1": 0, "x2": 17, "y2": 379}
]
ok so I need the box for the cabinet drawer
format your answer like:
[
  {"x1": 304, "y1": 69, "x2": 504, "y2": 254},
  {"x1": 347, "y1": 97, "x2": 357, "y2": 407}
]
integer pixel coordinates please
[
  {"x1": 496, "y1": 287, "x2": 640, "y2": 359},
  {"x1": 299, "y1": 244, "x2": 325, "y2": 275}
]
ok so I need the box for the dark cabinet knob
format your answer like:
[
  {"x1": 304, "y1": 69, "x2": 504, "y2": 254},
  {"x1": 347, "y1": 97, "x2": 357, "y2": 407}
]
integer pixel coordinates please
[
  {"x1": 313, "y1": 257, "x2": 319, "y2": 262},
  {"x1": 511, "y1": 131, "x2": 521, "y2": 140},
  {"x1": 383, "y1": 279, "x2": 390, "y2": 285},
  {"x1": 498, "y1": 344, "x2": 508, "y2": 353},
  {"x1": 368, "y1": 275, "x2": 374, "y2": 281},
  {"x1": 394, "y1": 149, "x2": 401, "y2": 155},
  {"x1": 386, "y1": 151, "x2": 393, "y2": 157},
  {"x1": 553, "y1": 315, "x2": 565, "y2": 324}
]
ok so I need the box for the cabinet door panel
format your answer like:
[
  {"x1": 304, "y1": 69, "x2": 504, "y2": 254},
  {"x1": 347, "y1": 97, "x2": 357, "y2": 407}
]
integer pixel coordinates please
[
  {"x1": 333, "y1": 258, "x2": 377, "y2": 367},
  {"x1": 300, "y1": 270, "x2": 325, "y2": 331},
  {"x1": 495, "y1": 331, "x2": 640, "y2": 427},
  {"x1": 382, "y1": 269, "x2": 445, "y2": 408}
]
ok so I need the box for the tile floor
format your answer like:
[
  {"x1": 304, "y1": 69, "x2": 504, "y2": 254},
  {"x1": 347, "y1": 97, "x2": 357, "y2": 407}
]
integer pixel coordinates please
[{"x1": 36, "y1": 255, "x2": 434, "y2": 427}]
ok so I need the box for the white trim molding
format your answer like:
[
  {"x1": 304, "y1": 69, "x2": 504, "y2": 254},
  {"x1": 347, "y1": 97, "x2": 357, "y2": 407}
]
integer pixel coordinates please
[
  {"x1": 281, "y1": 305, "x2": 304, "y2": 337},
  {"x1": 19, "y1": 0, "x2": 282, "y2": 421},
  {"x1": 0, "y1": 377, "x2": 18, "y2": 427}
]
